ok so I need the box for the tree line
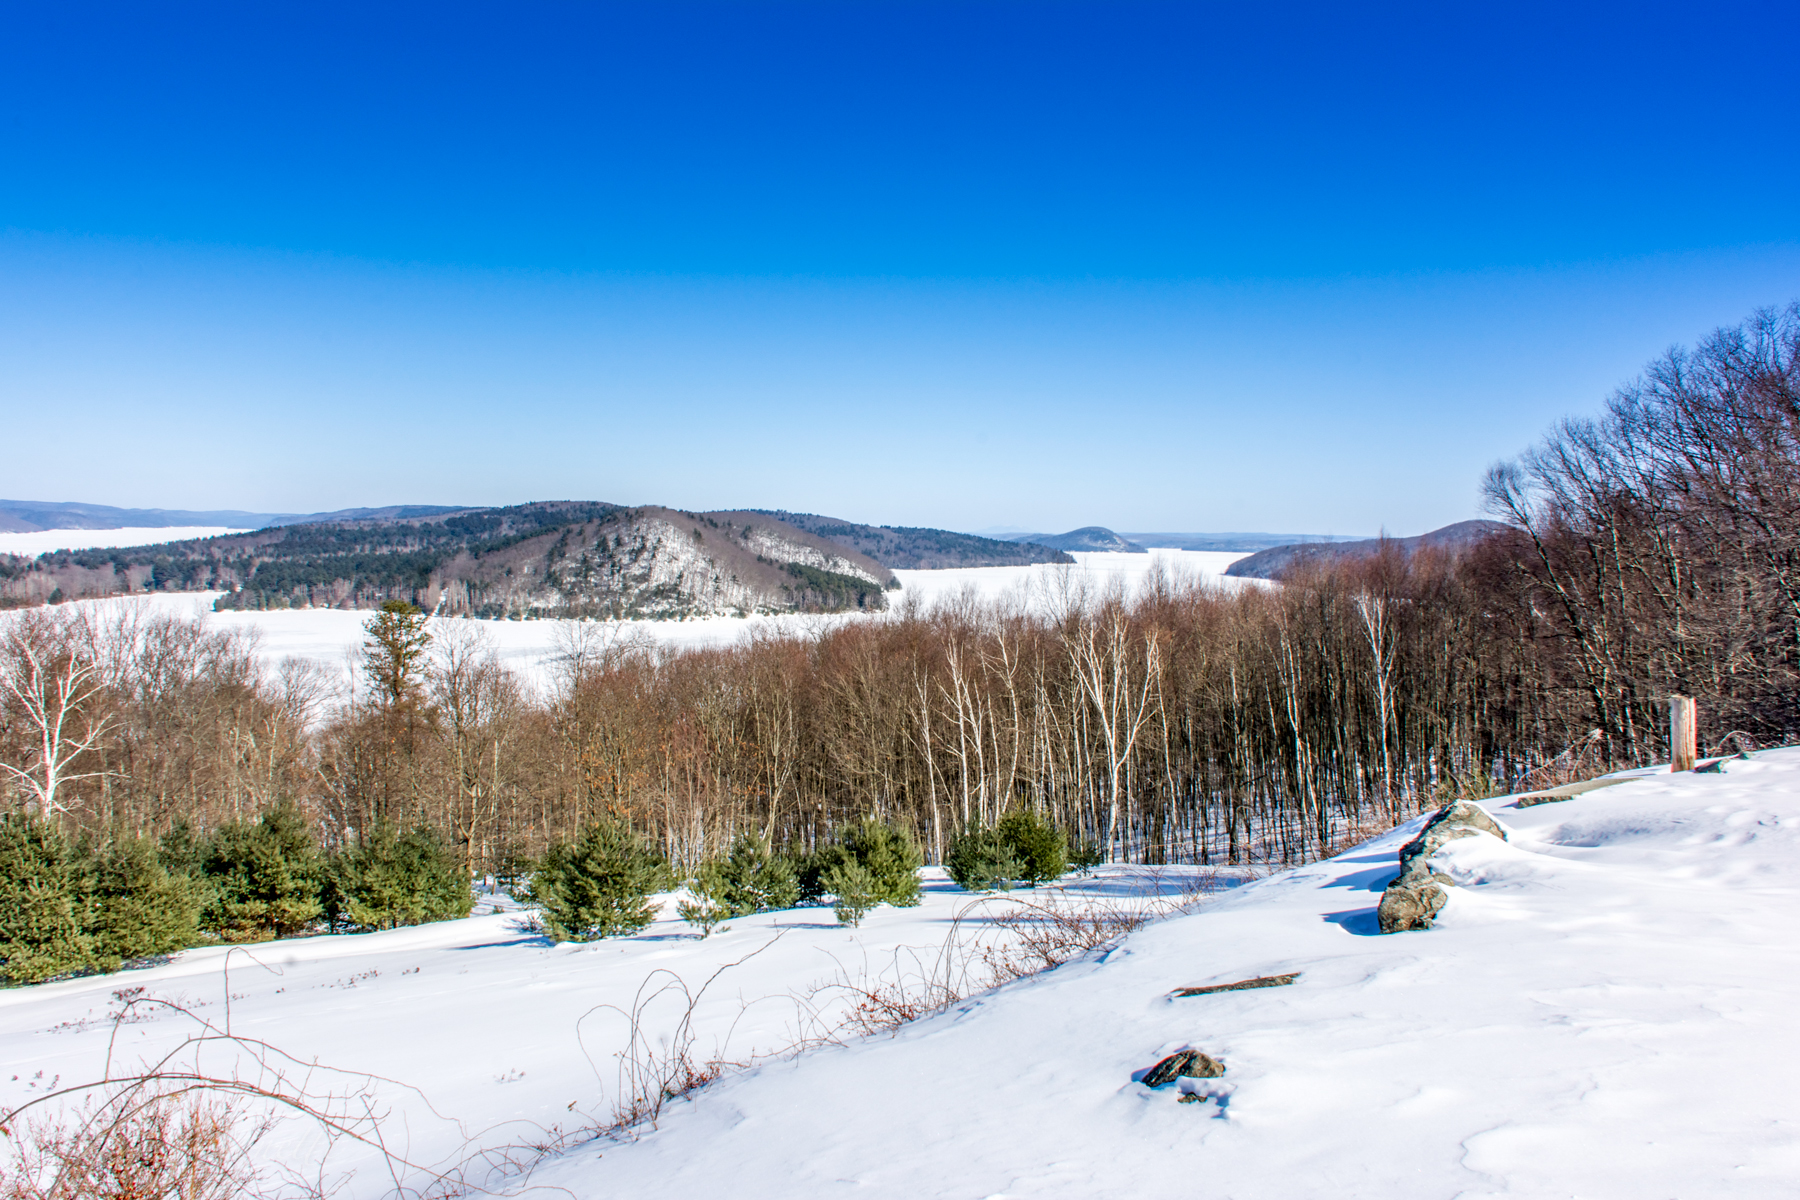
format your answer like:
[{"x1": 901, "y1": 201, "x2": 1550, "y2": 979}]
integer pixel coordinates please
[{"x1": 0, "y1": 303, "x2": 1794, "y2": 951}]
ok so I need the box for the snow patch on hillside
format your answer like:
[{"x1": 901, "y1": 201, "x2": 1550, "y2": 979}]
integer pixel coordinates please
[{"x1": 741, "y1": 525, "x2": 884, "y2": 585}]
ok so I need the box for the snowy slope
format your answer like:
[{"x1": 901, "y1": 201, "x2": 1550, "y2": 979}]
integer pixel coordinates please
[
  {"x1": 9, "y1": 733, "x2": 1791, "y2": 1197},
  {"x1": 527, "y1": 754, "x2": 1800, "y2": 1198},
  {"x1": 0, "y1": 867, "x2": 1224, "y2": 1196}
]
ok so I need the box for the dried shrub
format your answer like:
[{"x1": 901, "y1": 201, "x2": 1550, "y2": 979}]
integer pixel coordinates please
[
  {"x1": 0, "y1": 985, "x2": 536, "y2": 1200},
  {"x1": 1518, "y1": 728, "x2": 1607, "y2": 792},
  {"x1": 0, "y1": 1088, "x2": 271, "y2": 1200},
  {"x1": 976, "y1": 894, "x2": 1159, "y2": 985},
  {"x1": 580, "y1": 948, "x2": 781, "y2": 1137},
  {"x1": 810, "y1": 871, "x2": 1234, "y2": 1039}
]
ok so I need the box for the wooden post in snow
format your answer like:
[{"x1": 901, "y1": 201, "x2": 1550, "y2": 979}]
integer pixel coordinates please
[{"x1": 1670, "y1": 695, "x2": 1697, "y2": 772}]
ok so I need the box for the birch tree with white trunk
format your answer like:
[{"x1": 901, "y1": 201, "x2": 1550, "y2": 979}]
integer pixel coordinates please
[
  {"x1": 1, "y1": 613, "x2": 114, "y2": 819},
  {"x1": 1065, "y1": 609, "x2": 1161, "y2": 859}
]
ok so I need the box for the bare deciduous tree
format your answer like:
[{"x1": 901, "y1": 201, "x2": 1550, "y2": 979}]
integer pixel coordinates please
[{"x1": 0, "y1": 611, "x2": 113, "y2": 819}]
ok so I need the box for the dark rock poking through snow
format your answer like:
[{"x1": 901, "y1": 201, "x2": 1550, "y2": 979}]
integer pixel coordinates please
[
  {"x1": 1513, "y1": 793, "x2": 1572, "y2": 809},
  {"x1": 1377, "y1": 800, "x2": 1507, "y2": 934},
  {"x1": 1512, "y1": 777, "x2": 1633, "y2": 809},
  {"x1": 1141, "y1": 1049, "x2": 1226, "y2": 1087},
  {"x1": 1174, "y1": 972, "x2": 1300, "y2": 997}
]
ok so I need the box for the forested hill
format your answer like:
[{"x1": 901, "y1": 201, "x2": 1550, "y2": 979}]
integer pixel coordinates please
[
  {"x1": 1223, "y1": 520, "x2": 1508, "y2": 579},
  {"x1": 752, "y1": 511, "x2": 1075, "y2": 569},
  {"x1": 0, "y1": 502, "x2": 896, "y2": 618},
  {"x1": 1004, "y1": 526, "x2": 1145, "y2": 553}
]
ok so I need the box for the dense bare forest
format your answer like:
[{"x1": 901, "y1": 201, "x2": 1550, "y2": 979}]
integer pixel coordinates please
[{"x1": 3, "y1": 305, "x2": 1796, "y2": 878}]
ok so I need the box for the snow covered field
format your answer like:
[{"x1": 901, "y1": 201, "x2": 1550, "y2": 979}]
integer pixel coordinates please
[
  {"x1": 37, "y1": 548, "x2": 1255, "y2": 693},
  {"x1": 7, "y1": 753, "x2": 1798, "y2": 1197},
  {"x1": 891, "y1": 548, "x2": 1255, "y2": 609},
  {"x1": 0, "y1": 526, "x2": 248, "y2": 557}
]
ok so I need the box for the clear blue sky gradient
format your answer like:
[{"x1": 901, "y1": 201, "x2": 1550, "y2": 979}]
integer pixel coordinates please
[{"x1": 2, "y1": 2, "x2": 1795, "y2": 534}]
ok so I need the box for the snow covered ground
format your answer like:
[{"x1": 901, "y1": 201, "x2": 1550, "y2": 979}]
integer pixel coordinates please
[
  {"x1": 538, "y1": 757, "x2": 1799, "y2": 1200},
  {"x1": 35, "y1": 548, "x2": 1255, "y2": 693},
  {"x1": 0, "y1": 866, "x2": 1222, "y2": 1195},
  {"x1": 890, "y1": 548, "x2": 1257, "y2": 610},
  {"x1": 7, "y1": 753, "x2": 1798, "y2": 1197}
]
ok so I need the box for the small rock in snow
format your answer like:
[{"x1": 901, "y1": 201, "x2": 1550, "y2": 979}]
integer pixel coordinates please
[
  {"x1": 1141, "y1": 1049, "x2": 1226, "y2": 1087},
  {"x1": 1513, "y1": 793, "x2": 1572, "y2": 808},
  {"x1": 1173, "y1": 972, "x2": 1299, "y2": 997}
]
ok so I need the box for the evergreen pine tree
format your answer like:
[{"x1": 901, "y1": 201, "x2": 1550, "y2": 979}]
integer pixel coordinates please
[
  {"x1": 995, "y1": 809, "x2": 1068, "y2": 886},
  {"x1": 86, "y1": 834, "x2": 204, "y2": 966},
  {"x1": 157, "y1": 819, "x2": 208, "y2": 880},
  {"x1": 945, "y1": 825, "x2": 1022, "y2": 892},
  {"x1": 793, "y1": 843, "x2": 845, "y2": 906},
  {"x1": 362, "y1": 601, "x2": 432, "y2": 710},
  {"x1": 327, "y1": 823, "x2": 474, "y2": 932},
  {"x1": 202, "y1": 803, "x2": 325, "y2": 941},
  {"x1": 841, "y1": 818, "x2": 922, "y2": 907},
  {"x1": 1069, "y1": 838, "x2": 1104, "y2": 876},
  {"x1": 524, "y1": 816, "x2": 667, "y2": 942},
  {"x1": 714, "y1": 833, "x2": 801, "y2": 915},
  {"x1": 678, "y1": 834, "x2": 803, "y2": 935},
  {"x1": 797, "y1": 819, "x2": 922, "y2": 921},
  {"x1": 677, "y1": 859, "x2": 733, "y2": 937},
  {"x1": 0, "y1": 816, "x2": 93, "y2": 985},
  {"x1": 823, "y1": 859, "x2": 878, "y2": 927}
]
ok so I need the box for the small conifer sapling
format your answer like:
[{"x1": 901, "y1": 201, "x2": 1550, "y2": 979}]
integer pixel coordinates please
[{"x1": 824, "y1": 860, "x2": 878, "y2": 927}]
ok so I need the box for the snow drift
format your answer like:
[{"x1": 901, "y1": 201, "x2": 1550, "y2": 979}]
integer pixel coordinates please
[{"x1": 541, "y1": 753, "x2": 1800, "y2": 1198}]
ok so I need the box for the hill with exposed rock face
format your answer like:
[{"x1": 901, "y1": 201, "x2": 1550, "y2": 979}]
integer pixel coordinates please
[
  {"x1": 1, "y1": 502, "x2": 895, "y2": 617},
  {"x1": 754, "y1": 511, "x2": 1074, "y2": 569},
  {"x1": 1223, "y1": 519, "x2": 1508, "y2": 579}
]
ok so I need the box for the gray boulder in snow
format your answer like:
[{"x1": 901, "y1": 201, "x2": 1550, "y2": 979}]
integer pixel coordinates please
[
  {"x1": 1377, "y1": 799, "x2": 1507, "y2": 934},
  {"x1": 1141, "y1": 1049, "x2": 1226, "y2": 1087}
]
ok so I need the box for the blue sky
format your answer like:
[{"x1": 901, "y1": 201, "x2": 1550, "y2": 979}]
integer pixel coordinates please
[{"x1": 2, "y1": 2, "x2": 1795, "y2": 535}]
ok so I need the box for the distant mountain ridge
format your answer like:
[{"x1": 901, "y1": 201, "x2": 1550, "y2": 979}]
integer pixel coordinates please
[
  {"x1": 1124, "y1": 531, "x2": 1369, "y2": 552},
  {"x1": 753, "y1": 511, "x2": 1074, "y2": 569},
  {"x1": 1, "y1": 502, "x2": 897, "y2": 618},
  {"x1": 0, "y1": 498, "x2": 469, "y2": 534},
  {"x1": 1223, "y1": 520, "x2": 1508, "y2": 580},
  {"x1": 0, "y1": 499, "x2": 1077, "y2": 571}
]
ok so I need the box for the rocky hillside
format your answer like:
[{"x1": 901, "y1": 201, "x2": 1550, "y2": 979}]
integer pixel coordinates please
[
  {"x1": 755, "y1": 511, "x2": 1074, "y2": 569},
  {"x1": 1223, "y1": 520, "x2": 1508, "y2": 580},
  {"x1": 2, "y1": 502, "x2": 896, "y2": 618}
]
